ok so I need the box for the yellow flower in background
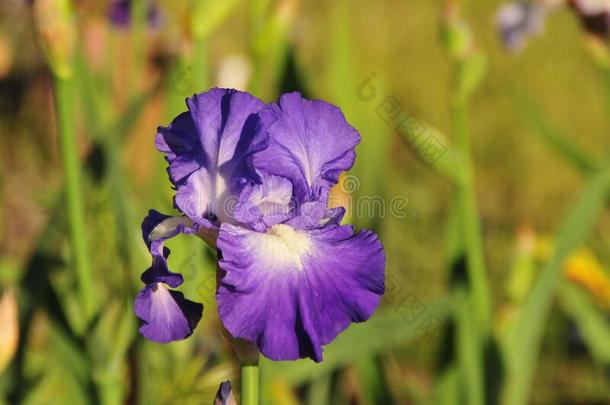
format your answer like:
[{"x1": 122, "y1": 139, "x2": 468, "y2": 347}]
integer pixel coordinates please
[
  {"x1": 535, "y1": 235, "x2": 610, "y2": 308},
  {"x1": 564, "y1": 248, "x2": 610, "y2": 309},
  {"x1": 506, "y1": 229, "x2": 610, "y2": 312},
  {"x1": 329, "y1": 172, "x2": 356, "y2": 222},
  {"x1": 0, "y1": 288, "x2": 19, "y2": 374}
]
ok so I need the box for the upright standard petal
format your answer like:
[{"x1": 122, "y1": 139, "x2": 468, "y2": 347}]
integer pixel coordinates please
[
  {"x1": 156, "y1": 88, "x2": 267, "y2": 226},
  {"x1": 252, "y1": 92, "x2": 360, "y2": 204},
  {"x1": 216, "y1": 222, "x2": 385, "y2": 362},
  {"x1": 135, "y1": 210, "x2": 204, "y2": 343}
]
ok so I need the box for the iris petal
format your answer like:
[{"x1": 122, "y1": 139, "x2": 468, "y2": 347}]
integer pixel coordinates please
[
  {"x1": 253, "y1": 92, "x2": 360, "y2": 204},
  {"x1": 216, "y1": 222, "x2": 385, "y2": 362},
  {"x1": 140, "y1": 209, "x2": 200, "y2": 287},
  {"x1": 156, "y1": 88, "x2": 267, "y2": 226},
  {"x1": 233, "y1": 174, "x2": 294, "y2": 231},
  {"x1": 135, "y1": 284, "x2": 203, "y2": 343},
  {"x1": 136, "y1": 210, "x2": 204, "y2": 342}
]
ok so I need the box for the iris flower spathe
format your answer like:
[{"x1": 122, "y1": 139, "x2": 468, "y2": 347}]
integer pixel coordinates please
[{"x1": 135, "y1": 88, "x2": 385, "y2": 362}]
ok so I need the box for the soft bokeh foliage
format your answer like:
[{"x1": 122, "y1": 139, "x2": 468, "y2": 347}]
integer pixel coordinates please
[{"x1": 1, "y1": 0, "x2": 610, "y2": 404}]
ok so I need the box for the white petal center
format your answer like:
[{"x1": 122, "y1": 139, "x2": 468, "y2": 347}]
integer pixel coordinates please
[{"x1": 259, "y1": 224, "x2": 312, "y2": 271}]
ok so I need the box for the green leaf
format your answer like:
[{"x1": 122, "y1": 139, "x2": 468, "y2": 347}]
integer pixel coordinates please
[
  {"x1": 306, "y1": 375, "x2": 331, "y2": 405},
  {"x1": 192, "y1": 0, "x2": 240, "y2": 40},
  {"x1": 511, "y1": 90, "x2": 598, "y2": 174},
  {"x1": 559, "y1": 283, "x2": 610, "y2": 363},
  {"x1": 395, "y1": 121, "x2": 466, "y2": 184},
  {"x1": 433, "y1": 366, "x2": 461, "y2": 405},
  {"x1": 354, "y1": 356, "x2": 391, "y2": 404},
  {"x1": 502, "y1": 167, "x2": 610, "y2": 405},
  {"x1": 456, "y1": 289, "x2": 484, "y2": 405},
  {"x1": 262, "y1": 294, "x2": 453, "y2": 385},
  {"x1": 454, "y1": 51, "x2": 487, "y2": 103}
]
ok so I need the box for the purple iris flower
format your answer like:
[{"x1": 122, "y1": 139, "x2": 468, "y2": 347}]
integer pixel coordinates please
[
  {"x1": 496, "y1": 2, "x2": 548, "y2": 52},
  {"x1": 135, "y1": 88, "x2": 386, "y2": 362},
  {"x1": 107, "y1": 0, "x2": 161, "y2": 29}
]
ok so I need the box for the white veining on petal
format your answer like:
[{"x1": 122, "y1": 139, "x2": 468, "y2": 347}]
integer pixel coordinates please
[
  {"x1": 152, "y1": 282, "x2": 175, "y2": 319},
  {"x1": 149, "y1": 216, "x2": 194, "y2": 242},
  {"x1": 259, "y1": 224, "x2": 312, "y2": 271},
  {"x1": 249, "y1": 175, "x2": 293, "y2": 217}
]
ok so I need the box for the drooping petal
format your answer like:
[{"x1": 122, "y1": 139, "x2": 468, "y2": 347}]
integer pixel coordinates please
[
  {"x1": 134, "y1": 283, "x2": 203, "y2": 343},
  {"x1": 156, "y1": 88, "x2": 267, "y2": 226},
  {"x1": 136, "y1": 210, "x2": 204, "y2": 343},
  {"x1": 140, "y1": 209, "x2": 200, "y2": 287},
  {"x1": 216, "y1": 222, "x2": 385, "y2": 362},
  {"x1": 252, "y1": 92, "x2": 360, "y2": 204}
]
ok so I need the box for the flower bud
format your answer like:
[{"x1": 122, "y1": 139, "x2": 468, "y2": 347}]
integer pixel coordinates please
[
  {"x1": 32, "y1": 0, "x2": 76, "y2": 78},
  {"x1": 440, "y1": 2, "x2": 474, "y2": 60},
  {"x1": 214, "y1": 381, "x2": 237, "y2": 405}
]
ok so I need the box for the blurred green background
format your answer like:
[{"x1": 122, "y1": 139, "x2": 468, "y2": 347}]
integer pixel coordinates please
[{"x1": 1, "y1": 0, "x2": 610, "y2": 403}]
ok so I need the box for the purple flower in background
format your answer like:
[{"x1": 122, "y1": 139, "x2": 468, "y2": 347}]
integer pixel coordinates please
[
  {"x1": 107, "y1": 0, "x2": 161, "y2": 29},
  {"x1": 496, "y1": 2, "x2": 548, "y2": 51},
  {"x1": 136, "y1": 88, "x2": 385, "y2": 362},
  {"x1": 569, "y1": 0, "x2": 610, "y2": 38}
]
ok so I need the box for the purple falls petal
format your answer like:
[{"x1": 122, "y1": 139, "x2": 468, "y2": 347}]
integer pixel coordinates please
[
  {"x1": 156, "y1": 88, "x2": 267, "y2": 226},
  {"x1": 135, "y1": 284, "x2": 203, "y2": 343},
  {"x1": 136, "y1": 210, "x2": 204, "y2": 343},
  {"x1": 252, "y1": 92, "x2": 360, "y2": 204},
  {"x1": 140, "y1": 209, "x2": 200, "y2": 287},
  {"x1": 216, "y1": 222, "x2": 385, "y2": 362}
]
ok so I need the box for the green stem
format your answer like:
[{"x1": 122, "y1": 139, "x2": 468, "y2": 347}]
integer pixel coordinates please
[
  {"x1": 129, "y1": 0, "x2": 147, "y2": 97},
  {"x1": 54, "y1": 76, "x2": 94, "y2": 320},
  {"x1": 241, "y1": 363, "x2": 259, "y2": 405},
  {"x1": 451, "y1": 92, "x2": 491, "y2": 332}
]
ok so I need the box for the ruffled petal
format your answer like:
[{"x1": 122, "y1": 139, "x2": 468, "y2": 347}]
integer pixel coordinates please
[
  {"x1": 216, "y1": 222, "x2": 385, "y2": 362},
  {"x1": 156, "y1": 88, "x2": 267, "y2": 226},
  {"x1": 233, "y1": 174, "x2": 294, "y2": 231},
  {"x1": 284, "y1": 196, "x2": 346, "y2": 230},
  {"x1": 140, "y1": 209, "x2": 200, "y2": 287},
  {"x1": 252, "y1": 92, "x2": 360, "y2": 204},
  {"x1": 136, "y1": 210, "x2": 204, "y2": 343},
  {"x1": 134, "y1": 284, "x2": 203, "y2": 343}
]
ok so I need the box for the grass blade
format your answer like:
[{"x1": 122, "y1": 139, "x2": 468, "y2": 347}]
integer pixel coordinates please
[
  {"x1": 262, "y1": 294, "x2": 453, "y2": 385},
  {"x1": 503, "y1": 167, "x2": 610, "y2": 405},
  {"x1": 511, "y1": 90, "x2": 598, "y2": 173}
]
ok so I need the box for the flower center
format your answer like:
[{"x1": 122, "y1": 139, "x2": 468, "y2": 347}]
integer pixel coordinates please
[{"x1": 263, "y1": 224, "x2": 312, "y2": 271}]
